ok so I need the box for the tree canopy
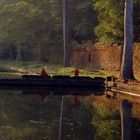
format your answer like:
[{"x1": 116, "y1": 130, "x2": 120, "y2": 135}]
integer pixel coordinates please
[
  {"x1": 0, "y1": 0, "x2": 96, "y2": 61},
  {"x1": 0, "y1": 0, "x2": 139, "y2": 62},
  {"x1": 93, "y1": 0, "x2": 123, "y2": 44}
]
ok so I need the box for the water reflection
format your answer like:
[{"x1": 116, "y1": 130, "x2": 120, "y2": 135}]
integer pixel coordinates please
[
  {"x1": 120, "y1": 100, "x2": 132, "y2": 140},
  {"x1": 0, "y1": 90, "x2": 95, "y2": 140},
  {"x1": 90, "y1": 93, "x2": 140, "y2": 140},
  {"x1": 0, "y1": 89, "x2": 139, "y2": 140},
  {"x1": 92, "y1": 102, "x2": 120, "y2": 140}
]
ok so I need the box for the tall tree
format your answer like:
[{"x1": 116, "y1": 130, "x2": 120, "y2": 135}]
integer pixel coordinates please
[
  {"x1": 120, "y1": 0, "x2": 134, "y2": 80},
  {"x1": 63, "y1": 0, "x2": 69, "y2": 67}
]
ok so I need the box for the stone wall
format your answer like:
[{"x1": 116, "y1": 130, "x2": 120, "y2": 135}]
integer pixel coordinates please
[
  {"x1": 70, "y1": 46, "x2": 122, "y2": 70},
  {"x1": 133, "y1": 43, "x2": 140, "y2": 77}
]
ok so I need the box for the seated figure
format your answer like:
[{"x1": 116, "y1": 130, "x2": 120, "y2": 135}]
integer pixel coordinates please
[
  {"x1": 74, "y1": 68, "x2": 79, "y2": 77},
  {"x1": 41, "y1": 68, "x2": 48, "y2": 78}
]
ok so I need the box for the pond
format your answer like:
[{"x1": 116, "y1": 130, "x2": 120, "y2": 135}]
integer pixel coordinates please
[{"x1": 0, "y1": 89, "x2": 139, "y2": 140}]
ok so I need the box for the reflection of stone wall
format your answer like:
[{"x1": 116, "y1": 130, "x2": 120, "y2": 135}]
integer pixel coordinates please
[{"x1": 70, "y1": 46, "x2": 122, "y2": 70}]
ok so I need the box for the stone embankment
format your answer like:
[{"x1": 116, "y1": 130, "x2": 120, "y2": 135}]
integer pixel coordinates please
[{"x1": 111, "y1": 80, "x2": 140, "y2": 96}]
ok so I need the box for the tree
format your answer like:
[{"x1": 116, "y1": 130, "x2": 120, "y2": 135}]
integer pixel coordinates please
[
  {"x1": 120, "y1": 0, "x2": 134, "y2": 80},
  {"x1": 68, "y1": 0, "x2": 97, "y2": 43},
  {"x1": 0, "y1": 0, "x2": 98, "y2": 62},
  {"x1": 0, "y1": 0, "x2": 63, "y2": 61},
  {"x1": 63, "y1": 0, "x2": 68, "y2": 67},
  {"x1": 93, "y1": 0, "x2": 123, "y2": 44},
  {"x1": 93, "y1": 0, "x2": 137, "y2": 79}
]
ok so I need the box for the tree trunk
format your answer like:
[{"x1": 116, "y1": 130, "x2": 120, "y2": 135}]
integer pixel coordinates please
[
  {"x1": 63, "y1": 0, "x2": 69, "y2": 67},
  {"x1": 9, "y1": 46, "x2": 13, "y2": 60},
  {"x1": 16, "y1": 45, "x2": 22, "y2": 61},
  {"x1": 120, "y1": 0, "x2": 134, "y2": 80}
]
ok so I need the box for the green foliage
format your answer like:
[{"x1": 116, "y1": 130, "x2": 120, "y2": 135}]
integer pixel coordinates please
[
  {"x1": 93, "y1": 0, "x2": 123, "y2": 44},
  {"x1": 68, "y1": 0, "x2": 97, "y2": 43},
  {"x1": 93, "y1": 0, "x2": 140, "y2": 44},
  {"x1": 0, "y1": 0, "x2": 97, "y2": 61},
  {"x1": 69, "y1": 40, "x2": 81, "y2": 48},
  {"x1": 0, "y1": 0, "x2": 140, "y2": 62},
  {"x1": 0, "y1": 0, "x2": 63, "y2": 61}
]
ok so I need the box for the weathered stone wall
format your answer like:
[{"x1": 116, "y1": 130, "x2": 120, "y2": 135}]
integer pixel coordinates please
[
  {"x1": 70, "y1": 48, "x2": 89, "y2": 67},
  {"x1": 70, "y1": 46, "x2": 122, "y2": 70},
  {"x1": 133, "y1": 43, "x2": 140, "y2": 77}
]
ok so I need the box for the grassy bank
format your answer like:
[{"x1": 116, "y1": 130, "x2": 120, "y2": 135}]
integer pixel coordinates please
[{"x1": 0, "y1": 61, "x2": 119, "y2": 78}]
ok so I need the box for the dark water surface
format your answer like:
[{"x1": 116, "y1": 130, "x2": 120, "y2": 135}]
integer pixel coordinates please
[{"x1": 0, "y1": 89, "x2": 139, "y2": 140}]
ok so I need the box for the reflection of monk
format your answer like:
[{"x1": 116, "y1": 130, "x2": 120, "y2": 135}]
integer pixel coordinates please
[
  {"x1": 39, "y1": 93, "x2": 48, "y2": 103},
  {"x1": 41, "y1": 68, "x2": 48, "y2": 78},
  {"x1": 73, "y1": 96, "x2": 78, "y2": 104},
  {"x1": 73, "y1": 68, "x2": 79, "y2": 77}
]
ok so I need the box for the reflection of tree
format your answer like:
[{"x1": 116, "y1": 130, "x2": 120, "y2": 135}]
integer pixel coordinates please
[
  {"x1": 61, "y1": 96, "x2": 94, "y2": 140},
  {"x1": 92, "y1": 103, "x2": 121, "y2": 140},
  {"x1": 132, "y1": 119, "x2": 140, "y2": 140},
  {"x1": 74, "y1": 101, "x2": 93, "y2": 139},
  {"x1": 0, "y1": 92, "x2": 62, "y2": 140},
  {"x1": 0, "y1": 93, "x2": 95, "y2": 140}
]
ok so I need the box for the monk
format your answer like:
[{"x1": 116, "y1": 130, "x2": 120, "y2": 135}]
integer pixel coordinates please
[
  {"x1": 39, "y1": 93, "x2": 48, "y2": 103},
  {"x1": 74, "y1": 68, "x2": 79, "y2": 77},
  {"x1": 41, "y1": 68, "x2": 48, "y2": 78},
  {"x1": 73, "y1": 96, "x2": 78, "y2": 104}
]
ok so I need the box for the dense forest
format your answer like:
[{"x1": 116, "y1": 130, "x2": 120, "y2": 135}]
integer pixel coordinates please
[{"x1": 0, "y1": 0, "x2": 139, "y2": 62}]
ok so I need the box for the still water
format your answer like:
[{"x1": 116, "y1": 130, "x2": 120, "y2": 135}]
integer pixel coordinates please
[{"x1": 0, "y1": 89, "x2": 140, "y2": 140}]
